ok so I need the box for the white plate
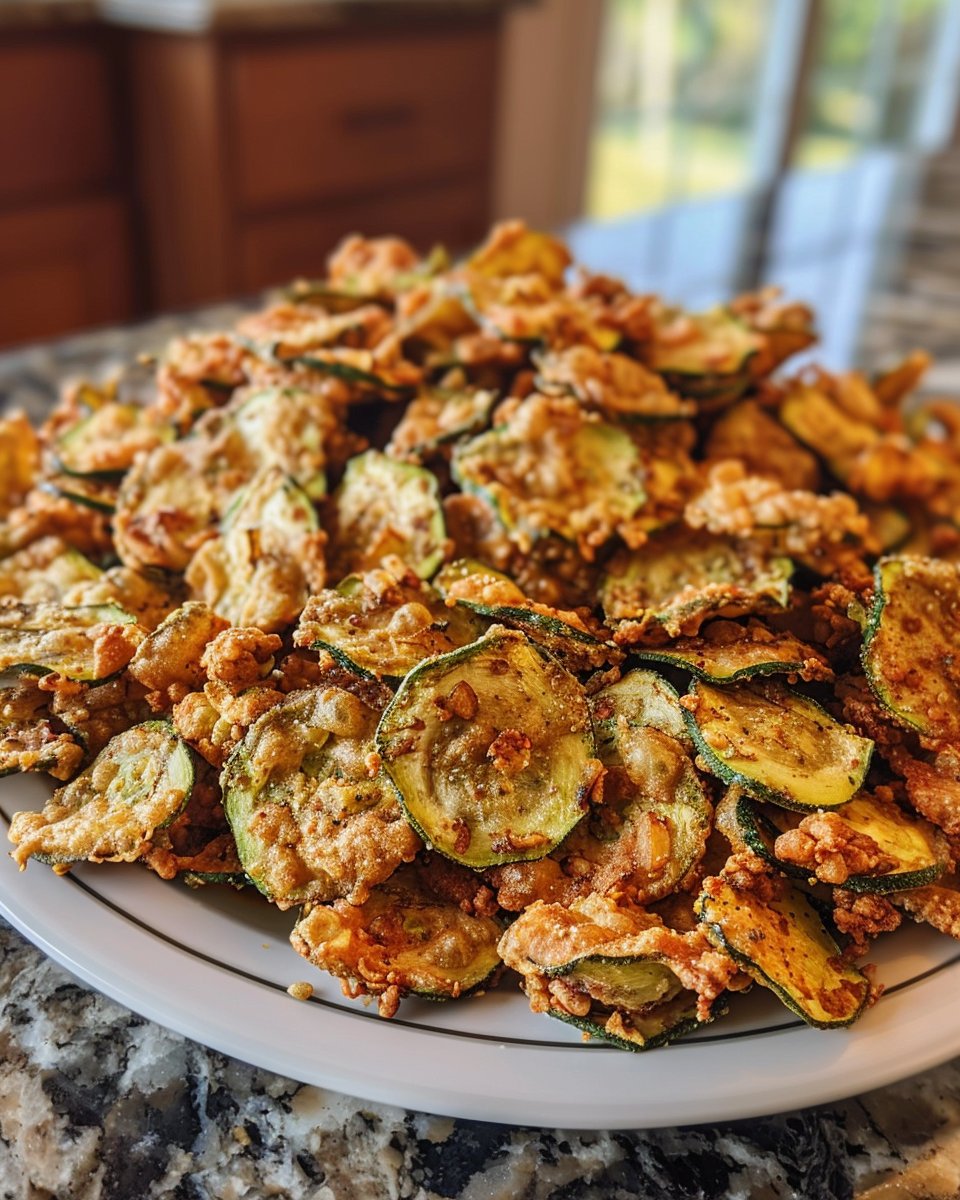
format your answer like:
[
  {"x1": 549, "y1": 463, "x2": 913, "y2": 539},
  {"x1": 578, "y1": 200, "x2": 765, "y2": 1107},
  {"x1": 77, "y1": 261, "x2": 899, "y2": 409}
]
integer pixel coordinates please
[{"x1": 2, "y1": 771, "x2": 959, "y2": 1130}]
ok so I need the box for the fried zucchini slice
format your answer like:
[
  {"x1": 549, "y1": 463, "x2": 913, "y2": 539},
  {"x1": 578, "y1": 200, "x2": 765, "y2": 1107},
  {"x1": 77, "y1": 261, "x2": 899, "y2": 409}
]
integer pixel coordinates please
[
  {"x1": 684, "y1": 680, "x2": 873, "y2": 811},
  {"x1": 0, "y1": 538, "x2": 101, "y2": 604},
  {"x1": 641, "y1": 308, "x2": 759, "y2": 408},
  {"x1": 499, "y1": 895, "x2": 729, "y2": 1049},
  {"x1": 705, "y1": 399, "x2": 820, "y2": 492},
  {"x1": 54, "y1": 403, "x2": 175, "y2": 479},
  {"x1": 8, "y1": 722, "x2": 194, "y2": 867},
  {"x1": 862, "y1": 556, "x2": 960, "y2": 744},
  {"x1": 452, "y1": 395, "x2": 646, "y2": 555},
  {"x1": 591, "y1": 668, "x2": 692, "y2": 750},
  {"x1": 115, "y1": 387, "x2": 333, "y2": 572},
  {"x1": 600, "y1": 528, "x2": 792, "y2": 638},
  {"x1": 729, "y1": 790, "x2": 948, "y2": 893},
  {"x1": 0, "y1": 718, "x2": 84, "y2": 781},
  {"x1": 377, "y1": 626, "x2": 599, "y2": 869},
  {"x1": 221, "y1": 687, "x2": 420, "y2": 908},
  {"x1": 534, "y1": 346, "x2": 694, "y2": 422},
  {"x1": 290, "y1": 862, "x2": 503, "y2": 1010},
  {"x1": 387, "y1": 385, "x2": 497, "y2": 458},
  {"x1": 295, "y1": 567, "x2": 484, "y2": 681},
  {"x1": 572, "y1": 718, "x2": 711, "y2": 905},
  {"x1": 634, "y1": 621, "x2": 832, "y2": 684},
  {"x1": 434, "y1": 558, "x2": 617, "y2": 673},
  {"x1": 696, "y1": 872, "x2": 870, "y2": 1027},
  {"x1": 327, "y1": 451, "x2": 447, "y2": 580},
  {"x1": 778, "y1": 382, "x2": 878, "y2": 483},
  {"x1": 0, "y1": 411, "x2": 39, "y2": 517},
  {"x1": 0, "y1": 601, "x2": 143, "y2": 682},
  {"x1": 40, "y1": 474, "x2": 119, "y2": 514},
  {"x1": 466, "y1": 221, "x2": 571, "y2": 285},
  {"x1": 185, "y1": 467, "x2": 323, "y2": 634}
]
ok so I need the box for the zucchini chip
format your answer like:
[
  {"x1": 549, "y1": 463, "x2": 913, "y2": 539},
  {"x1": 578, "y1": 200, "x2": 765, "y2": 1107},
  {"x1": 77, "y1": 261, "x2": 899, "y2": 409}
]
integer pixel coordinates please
[
  {"x1": 294, "y1": 567, "x2": 485, "y2": 681},
  {"x1": 863, "y1": 556, "x2": 960, "y2": 744},
  {"x1": 705, "y1": 400, "x2": 820, "y2": 492},
  {"x1": 0, "y1": 718, "x2": 84, "y2": 781},
  {"x1": 452, "y1": 394, "x2": 646, "y2": 556},
  {"x1": 8, "y1": 722, "x2": 194, "y2": 868},
  {"x1": 577, "y1": 719, "x2": 710, "y2": 904},
  {"x1": 54, "y1": 403, "x2": 175, "y2": 479},
  {"x1": 696, "y1": 871, "x2": 870, "y2": 1028},
  {"x1": 635, "y1": 621, "x2": 832, "y2": 684},
  {"x1": 0, "y1": 601, "x2": 143, "y2": 682},
  {"x1": 377, "y1": 626, "x2": 600, "y2": 869},
  {"x1": 499, "y1": 895, "x2": 731, "y2": 1050},
  {"x1": 778, "y1": 382, "x2": 877, "y2": 483},
  {"x1": 221, "y1": 687, "x2": 421, "y2": 908},
  {"x1": 722, "y1": 789, "x2": 948, "y2": 893},
  {"x1": 185, "y1": 466, "x2": 324, "y2": 634},
  {"x1": 40, "y1": 474, "x2": 120, "y2": 514},
  {"x1": 327, "y1": 451, "x2": 447, "y2": 580},
  {"x1": 591, "y1": 668, "x2": 692, "y2": 750},
  {"x1": 0, "y1": 538, "x2": 101, "y2": 604},
  {"x1": 387, "y1": 385, "x2": 497, "y2": 458},
  {"x1": 684, "y1": 680, "x2": 873, "y2": 811},
  {"x1": 534, "y1": 346, "x2": 694, "y2": 422},
  {"x1": 601, "y1": 528, "x2": 793, "y2": 638},
  {"x1": 290, "y1": 862, "x2": 503, "y2": 1013},
  {"x1": 115, "y1": 387, "x2": 334, "y2": 572},
  {"x1": 435, "y1": 558, "x2": 618, "y2": 673},
  {"x1": 466, "y1": 221, "x2": 571, "y2": 285},
  {"x1": 641, "y1": 307, "x2": 760, "y2": 408}
]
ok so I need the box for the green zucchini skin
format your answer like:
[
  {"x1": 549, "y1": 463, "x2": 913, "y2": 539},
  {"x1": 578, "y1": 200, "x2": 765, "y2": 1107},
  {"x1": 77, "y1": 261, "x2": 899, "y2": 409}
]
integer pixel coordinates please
[
  {"x1": 221, "y1": 687, "x2": 420, "y2": 909},
  {"x1": 731, "y1": 791, "x2": 948, "y2": 894},
  {"x1": 682, "y1": 680, "x2": 873, "y2": 813},
  {"x1": 290, "y1": 863, "x2": 504, "y2": 1006},
  {"x1": 632, "y1": 628, "x2": 831, "y2": 686},
  {"x1": 376, "y1": 626, "x2": 599, "y2": 869},
  {"x1": 549, "y1": 991, "x2": 727, "y2": 1052},
  {"x1": 862, "y1": 556, "x2": 960, "y2": 744},
  {"x1": 696, "y1": 874, "x2": 870, "y2": 1028},
  {"x1": 8, "y1": 721, "x2": 194, "y2": 867},
  {"x1": 329, "y1": 450, "x2": 447, "y2": 580},
  {"x1": 0, "y1": 602, "x2": 142, "y2": 683},
  {"x1": 39, "y1": 476, "x2": 119, "y2": 514}
]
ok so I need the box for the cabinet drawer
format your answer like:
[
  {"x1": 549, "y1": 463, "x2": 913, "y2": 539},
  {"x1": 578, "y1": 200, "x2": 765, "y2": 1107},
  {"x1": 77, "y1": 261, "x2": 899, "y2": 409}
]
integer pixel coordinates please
[
  {"x1": 0, "y1": 197, "x2": 134, "y2": 348},
  {"x1": 226, "y1": 25, "x2": 498, "y2": 213},
  {"x1": 238, "y1": 178, "x2": 489, "y2": 291},
  {"x1": 0, "y1": 36, "x2": 118, "y2": 207}
]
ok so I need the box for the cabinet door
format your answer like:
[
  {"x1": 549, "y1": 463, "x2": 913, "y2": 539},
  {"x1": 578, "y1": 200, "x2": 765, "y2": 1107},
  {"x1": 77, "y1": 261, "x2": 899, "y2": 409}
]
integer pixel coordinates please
[
  {"x1": 0, "y1": 34, "x2": 118, "y2": 207},
  {"x1": 0, "y1": 198, "x2": 134, "y2": 348},
  {"x1": 226, "y1": 25, "x2": 498, "y2": 213}
]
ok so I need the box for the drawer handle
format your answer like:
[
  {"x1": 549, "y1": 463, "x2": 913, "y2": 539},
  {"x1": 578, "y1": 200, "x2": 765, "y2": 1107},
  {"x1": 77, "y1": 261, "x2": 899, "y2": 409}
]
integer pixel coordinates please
[{"x1": 340, "y1": 103, "x2": 418, "y2": 133}]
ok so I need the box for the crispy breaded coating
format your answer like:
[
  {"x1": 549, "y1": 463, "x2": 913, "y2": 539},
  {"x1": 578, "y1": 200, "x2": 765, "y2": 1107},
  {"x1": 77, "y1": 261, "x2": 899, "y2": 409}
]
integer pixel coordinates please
[
  {"x1": 0, "y1": 411, "x2": 40, "y2": 518},
  {"x1": 893, "y1": 875, "x2": 960, "y2": 940},
  {"x1": 128, "y1": 603, "x2": 231, "y2": 709},
  {"x1": 499, "y1": 894, "x2": 738, "y2": 1024},
  {"x1": 890, "y1": 749, "x2": 960, "y2": 837},
  {"x1": 326, "y1": 233, "x2": 420, "y2": 293},
  {"x1": 774, "y1": 811, "x2": 897, "y2": 886},
  {"x1": 201, "y1": 627, "x2": 282, "y2": 691},
  {"x1": 832, "y1": 890, "x2": 901, "y2": 959},
  {"x1": 685, "y1": 460, "x2": 872, "y2": 575}
]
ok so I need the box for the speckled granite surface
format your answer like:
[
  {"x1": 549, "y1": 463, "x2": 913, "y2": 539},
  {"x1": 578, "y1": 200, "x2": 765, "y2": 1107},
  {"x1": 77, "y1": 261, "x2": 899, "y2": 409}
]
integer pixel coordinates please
[
  {"x1": 4, "y1": 216, "x2": 960, "y2": 1197},
  {"x1": 2, "y1": 913, "x2": 960, "y2": 1200}
]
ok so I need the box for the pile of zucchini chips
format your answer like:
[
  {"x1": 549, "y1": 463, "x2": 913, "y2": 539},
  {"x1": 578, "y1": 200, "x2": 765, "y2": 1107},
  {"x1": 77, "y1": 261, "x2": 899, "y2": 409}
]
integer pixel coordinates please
[{"x1": 4, "y1": 220, "x2": 960, "y2": 1051}]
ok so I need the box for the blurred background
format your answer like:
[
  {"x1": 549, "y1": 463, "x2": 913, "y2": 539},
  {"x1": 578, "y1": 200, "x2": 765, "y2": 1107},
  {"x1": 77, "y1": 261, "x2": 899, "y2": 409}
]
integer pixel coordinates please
[{"x1": 2, "y1": 0, "x2": 960, "y2": 368}]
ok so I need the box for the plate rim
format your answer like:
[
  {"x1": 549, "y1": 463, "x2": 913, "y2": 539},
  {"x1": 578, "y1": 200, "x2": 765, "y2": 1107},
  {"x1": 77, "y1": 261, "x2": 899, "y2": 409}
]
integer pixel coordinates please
[{"x1": 3, "y1": 783, "x2": 960, "y2": 1129}]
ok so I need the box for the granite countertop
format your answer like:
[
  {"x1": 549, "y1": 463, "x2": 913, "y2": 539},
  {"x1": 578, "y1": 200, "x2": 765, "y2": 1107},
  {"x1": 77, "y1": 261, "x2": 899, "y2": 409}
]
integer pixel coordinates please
[{"x1": 3, "y1": 193, "x2": 960, "y2": 1196}]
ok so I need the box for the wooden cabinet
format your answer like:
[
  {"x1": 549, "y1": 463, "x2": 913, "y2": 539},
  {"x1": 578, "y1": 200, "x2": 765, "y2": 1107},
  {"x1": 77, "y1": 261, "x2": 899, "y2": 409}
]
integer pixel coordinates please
[
  {"x1": 0, "y1": 27, "x2": 135, "y2": 347},
  {"x1": 130, "y1": 17, "x2": 502, "y2": 309}
]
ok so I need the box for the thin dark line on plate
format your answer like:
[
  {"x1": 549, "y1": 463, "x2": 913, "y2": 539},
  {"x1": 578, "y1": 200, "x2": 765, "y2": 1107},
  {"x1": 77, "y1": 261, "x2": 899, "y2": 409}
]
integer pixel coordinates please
[{"x1": 2, "y1": 799, "x2": 959, "y2": 1050}]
